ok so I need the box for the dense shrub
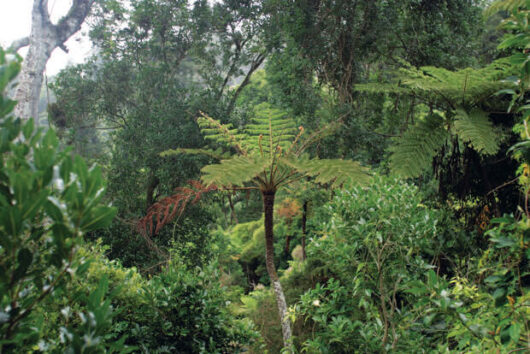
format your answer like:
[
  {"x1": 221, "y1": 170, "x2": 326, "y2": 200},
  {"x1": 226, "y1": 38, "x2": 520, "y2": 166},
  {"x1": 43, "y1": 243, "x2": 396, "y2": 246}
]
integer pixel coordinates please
[
  {"x1": 32, "y1": 241, "x2": 258, "y2": 353},
  {"x1": 0, "y1": 48, "x2": 122, "y2": 353},
  {"x1": 292, "y1": 175, "x2": 469, "y2": 352}
]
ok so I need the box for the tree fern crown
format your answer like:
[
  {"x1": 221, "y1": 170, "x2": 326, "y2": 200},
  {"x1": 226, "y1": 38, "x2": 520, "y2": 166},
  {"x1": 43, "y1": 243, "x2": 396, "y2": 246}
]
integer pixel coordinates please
[{"x1": 162, "y1": 103, "x2": 370, "y2": 191}]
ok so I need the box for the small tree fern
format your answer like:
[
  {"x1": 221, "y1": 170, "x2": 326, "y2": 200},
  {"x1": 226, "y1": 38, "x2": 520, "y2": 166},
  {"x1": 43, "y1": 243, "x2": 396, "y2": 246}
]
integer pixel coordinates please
[
  {"x1": 140, "y1": 103, "x2": 369, "y2": 350},
  {"x1": 357, "y1": 60, "x2": 514, "y2": 177}
]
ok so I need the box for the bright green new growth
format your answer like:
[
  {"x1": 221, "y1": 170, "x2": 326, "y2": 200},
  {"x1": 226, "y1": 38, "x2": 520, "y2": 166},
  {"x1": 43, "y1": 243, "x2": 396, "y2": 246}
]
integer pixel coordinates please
[{"x1": 357, "y1": 60, "x2": 513, "y2": 177}]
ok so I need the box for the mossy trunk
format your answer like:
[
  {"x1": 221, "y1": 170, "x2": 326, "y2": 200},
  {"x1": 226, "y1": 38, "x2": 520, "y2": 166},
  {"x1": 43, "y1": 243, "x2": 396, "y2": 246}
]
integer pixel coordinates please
[{"x1": 262, "y1": 190, "x2": 292, "y2": 350}]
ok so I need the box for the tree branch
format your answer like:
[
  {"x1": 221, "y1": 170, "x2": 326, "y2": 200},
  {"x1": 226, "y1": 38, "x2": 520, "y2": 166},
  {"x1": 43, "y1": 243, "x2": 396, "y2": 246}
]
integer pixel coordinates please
[
  {"x1": 53, "y1": 0, "x2": 95, "y2": 44},
  {"x1": 9, "y1": 37, "x2": 30, "y2": 52},
  {"x1": 226, "y1": 53, "x2": 266, "y2": 114},
  {"x1": 38, "y1": 0, "x2": 51, "y2": 24}
]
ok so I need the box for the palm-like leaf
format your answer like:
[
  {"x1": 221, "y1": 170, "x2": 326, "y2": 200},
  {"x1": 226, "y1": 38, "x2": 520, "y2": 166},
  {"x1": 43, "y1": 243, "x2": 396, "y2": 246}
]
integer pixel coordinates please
[
  {"x1": 245, "y1": 103, "x2": 298, "y2": 156},
  {"x1": 485, "y1": 0, "x2": 526, "y2": 16}
]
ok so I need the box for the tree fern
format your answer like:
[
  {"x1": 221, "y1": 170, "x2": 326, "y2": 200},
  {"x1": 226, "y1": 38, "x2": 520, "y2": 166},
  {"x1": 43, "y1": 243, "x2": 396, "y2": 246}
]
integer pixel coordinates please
[
  {"x1": 357, "y1": 60, "x2": 512, "y2": 107},
  {"x1": 201, "y1": 155, "x2": 270, "y2": 187},
  {"x1": 145, "y1": 103, "x2": 370, "y2": 349},
  {"x1": 356, "y1": 60, "x2": 513, "y2": 177}
]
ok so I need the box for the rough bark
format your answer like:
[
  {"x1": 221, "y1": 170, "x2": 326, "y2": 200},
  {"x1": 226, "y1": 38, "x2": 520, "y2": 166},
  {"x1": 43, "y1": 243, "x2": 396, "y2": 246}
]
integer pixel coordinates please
[
  {"x1": 13, "y1": 0, "x2": 94, "y2": 122},
  {"x1": 262, "y1": 190, "x2": 293, "y2": 351}
]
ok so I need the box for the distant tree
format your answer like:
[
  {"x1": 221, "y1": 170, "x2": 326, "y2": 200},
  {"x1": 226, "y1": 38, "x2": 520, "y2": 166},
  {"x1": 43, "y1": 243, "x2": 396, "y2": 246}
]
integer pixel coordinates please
[{"x1": 11, "y1": 0, "x2": 95, "y2": 122}]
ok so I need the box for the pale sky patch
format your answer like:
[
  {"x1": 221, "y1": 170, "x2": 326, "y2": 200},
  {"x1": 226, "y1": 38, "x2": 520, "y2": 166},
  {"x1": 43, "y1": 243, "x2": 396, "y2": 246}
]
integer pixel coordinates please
[{"x1": 0, "y1": 0, "x2": 92, "y2": 75}]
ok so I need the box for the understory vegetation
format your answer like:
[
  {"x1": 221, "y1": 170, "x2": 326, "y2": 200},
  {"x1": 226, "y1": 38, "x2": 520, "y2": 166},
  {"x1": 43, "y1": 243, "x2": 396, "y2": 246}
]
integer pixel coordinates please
[{"x1": 2, "y1": 0, "x2": 530, "y2": 352}]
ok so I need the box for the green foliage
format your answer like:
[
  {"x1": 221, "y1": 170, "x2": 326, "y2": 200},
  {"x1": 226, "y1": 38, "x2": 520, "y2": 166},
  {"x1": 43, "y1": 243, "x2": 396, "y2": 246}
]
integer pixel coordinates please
[
  {"x1": 32, "y1": 240, "x2": 257, "y2": 353},
  {"x1": 174, "y1": 104, "x2": 369, "y2": 192},
  {"x1": 407, "y1": 215, "x2": 529, "y2": 352},
  {"x1": 454, "y1": 108, "x2": 501, "y2": 155},
  {"x1": 0, "y1": 48, "x2": 120, "y2": 352},
  {"x1": 136, "y1": 259, "x2": 258, "y2": 353},
  {"x1": 291, "y1": 175, "x2": 469, "y2": 352},
  {"x1": 486, "y1": 0, "x2": 527, "y2": 16},
  {"x1": 358, "y1": 60, "x2": 513, "y2": 105},
  {"x1": 218, "y1": 217, "x2": 300, "y2": 288}
]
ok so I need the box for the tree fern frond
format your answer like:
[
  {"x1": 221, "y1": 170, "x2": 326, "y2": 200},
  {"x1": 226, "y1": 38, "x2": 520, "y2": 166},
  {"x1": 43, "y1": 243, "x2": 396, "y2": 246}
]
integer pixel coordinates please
[
  {"x1": 453, "y1": 108, "x2": 501, "y2": 155},
  {"x1": 197, "y1": 112, "x2": 248, "y2": 155},
  {"x1": 355, "y1": 83, "x2": 410, "y2": 95},
  {"x1": 246, "y1": 103, "x2": 298, "y2": 155},
  {"x1": 282, "y1": 157, "x2": 370, "y2": 188},
  {"x1": 138, "y1": 181, "x2": 218, "y2": 235},
  {"x1": 160, "y1": 147, "x2": 231, "y2": 160},
  {"x1": 485, "y1": 0, "x2": 526, "y2": 16},
  {"x1": 201, "y1": 155, "x2": 269, "y2": 187},
  {"x1": 355, "y1": 59, "x2": 513, "y2": 107},
  {"x1": 400, "y1": 61, "x2": 512, "y2": 106},
  {"x1": 389, "y1": 114, "x2": 449, "y2": 177}
]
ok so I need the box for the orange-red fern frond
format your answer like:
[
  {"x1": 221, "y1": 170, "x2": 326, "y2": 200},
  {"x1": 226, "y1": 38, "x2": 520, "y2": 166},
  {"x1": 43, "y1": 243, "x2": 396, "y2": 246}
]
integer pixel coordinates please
[{"x1": 138, "y1": 181, "x2": 218, "y2": 235}]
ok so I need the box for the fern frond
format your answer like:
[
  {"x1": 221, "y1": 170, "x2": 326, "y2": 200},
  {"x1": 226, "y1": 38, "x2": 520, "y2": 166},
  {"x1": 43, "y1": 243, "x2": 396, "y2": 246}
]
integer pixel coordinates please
[
  {"x1": 282, "y1": 157, "x2": 370, "y2": 188},
  {"x1": 355, "y1": 59, "x2": 513, "y2": 107},
  {"x1": 197, "y1": 112, "x2": 248, "y2": 155},
  {"x1": 453, "y1": 108, "x2": 501, "y2": 155},
  {"x1": 485, "y1": 0, "x2": 526, "y2": 17},
  {"x1": 201, "y1": 155, "x2": 269, "y2": 187},
  {"x1": 138, "y1": 181, "x2": 218, "y2": 235},
  {"x1": 245, "y1": 103, "x2": 298, "y2": 156},
  {"x1": 389, "y1": 114, "x2": 449, "y2": 177},
  {"x1": 400, "y1": 61, "x2": 512, "y2": 106},
  {"x1": 160, "y1": 147, "x2": 231, "y2": 160}
]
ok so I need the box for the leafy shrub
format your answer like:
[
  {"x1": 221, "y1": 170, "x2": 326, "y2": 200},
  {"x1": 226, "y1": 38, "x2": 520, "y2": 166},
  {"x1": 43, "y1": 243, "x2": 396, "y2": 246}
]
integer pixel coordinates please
[
  {"x1": 132, "y1": 259, "x2": 258, "y2": 353},
  {"x1": 408, "y1": 215, "x2": 529, "y2": 352},
  {"x1": 32, "y1": 240, "x2": 258, "y2": 353},
  {"x1": 292, "y1": 175, "x2": 468, "y2": 352},
  {"x1": 0, "y1": 48, "x2": 120, "y2": 352}
]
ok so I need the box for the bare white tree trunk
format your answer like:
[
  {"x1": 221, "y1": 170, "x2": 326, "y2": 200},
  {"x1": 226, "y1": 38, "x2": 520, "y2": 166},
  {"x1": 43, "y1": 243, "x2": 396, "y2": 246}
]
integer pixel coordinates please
[{"x1": 12, "y1": 0, "x2": 94, "y2": 123}]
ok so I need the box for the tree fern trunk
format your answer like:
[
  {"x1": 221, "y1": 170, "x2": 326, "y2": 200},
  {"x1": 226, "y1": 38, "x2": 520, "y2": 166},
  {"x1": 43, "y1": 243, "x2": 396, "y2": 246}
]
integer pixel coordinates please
[
  {"x1": 301, "y1": 200, "x2": 308, "y2": 261},
  {"x1": 262, "y1": 190, "x2": 293, "y2": 350}
]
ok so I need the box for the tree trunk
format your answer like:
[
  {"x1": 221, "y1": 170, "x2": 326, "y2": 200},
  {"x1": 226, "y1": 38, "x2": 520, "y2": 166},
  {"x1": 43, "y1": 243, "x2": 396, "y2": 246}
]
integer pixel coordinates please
[
  {"x1": 13, "y1": 0, "x2": 94, "y2": 122},
  {"x1": 284, "y1": 234, "x2": 291, "y2": 257},
  {"x1": 301, "y1": 200, "x2": 308, "y2": 261},
  {"x1": 262, "y1": 190, "x2": 293, "y2": 350},
  {"x1": 146, "y1": 173, "x2": 159, "y2": 210}
]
